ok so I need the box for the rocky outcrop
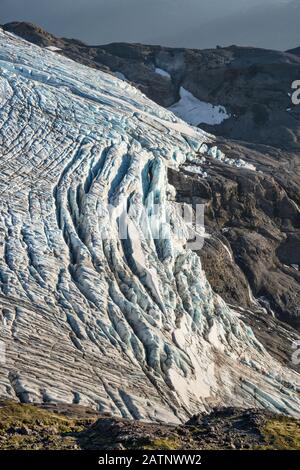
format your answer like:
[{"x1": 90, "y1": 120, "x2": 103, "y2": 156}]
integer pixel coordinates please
[
  {"x1": 1, "y1": 400, "x2": 299, "y2": 450},
  {"x1": 287, "y1": 47, "x2": 300, "y2": 57},
  {"x1": 169, "y1": 139, "x2": 300, "y2": 329}
]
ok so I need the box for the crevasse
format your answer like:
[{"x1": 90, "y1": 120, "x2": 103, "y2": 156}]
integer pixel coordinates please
[{"x1": 0, "y1": 29, "x2": 299, "y2": 423}]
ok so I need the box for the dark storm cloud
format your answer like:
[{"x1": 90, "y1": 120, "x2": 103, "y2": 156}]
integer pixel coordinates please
[{"x1": 0, "y1": 0, "x2": 297, "y2": 50}]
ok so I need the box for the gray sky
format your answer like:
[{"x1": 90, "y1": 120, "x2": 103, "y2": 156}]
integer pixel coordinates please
[{"x1": 0, "y1": 0, "x2": 298, "y2": 50}]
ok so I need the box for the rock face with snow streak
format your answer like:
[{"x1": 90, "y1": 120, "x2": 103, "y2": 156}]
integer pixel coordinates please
[{"x1": 0, "y1": 30, "x2": 299, "y2": 422}]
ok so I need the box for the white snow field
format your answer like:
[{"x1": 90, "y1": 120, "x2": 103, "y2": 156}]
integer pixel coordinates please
[
  {"x1": 155, "y1": 68, "x2": 171, "y2": 79},
  {"x1": 0, "y1": 29, "x2": 299, "y2": 422},
  {"x1": 169, "y1": 87, "x2": 230, "y2": 126}
]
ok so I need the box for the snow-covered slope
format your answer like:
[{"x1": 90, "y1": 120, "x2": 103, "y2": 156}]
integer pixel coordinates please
[
  {"x1": 0, "y1": 29, "x2": 299, "y2": 422},
  {"x1": 169, "y1": 87, "x2": 230, "y2": 127}
]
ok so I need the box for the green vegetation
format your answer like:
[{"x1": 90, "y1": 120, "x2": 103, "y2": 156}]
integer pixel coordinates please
[
  {"x1": 142, "y1": 437, "x2": 180, "y2": 450},
  {"x1": 0, "y1": 400, "x2": 85, "y2": 432},
  {"x1": 0, "y1": 400, "x2": 93, "y2": 450},
  {"x1": 0, "y1": 400, "x2": 300, "y2": 450},
  {"x1": 261, "y1": 416, "x2": 300, "y2": 450}
]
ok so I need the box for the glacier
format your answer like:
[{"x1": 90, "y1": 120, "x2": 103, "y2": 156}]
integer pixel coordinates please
[{"x1": 0, "y1": 29, "x2": 299, "y2": 423}]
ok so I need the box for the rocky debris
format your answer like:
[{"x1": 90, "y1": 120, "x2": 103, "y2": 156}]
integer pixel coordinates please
[
  {"x1": 168, "y1": 137, "x2": 300, "y2": 331},
  {"x1": 185, "y1": 407, "x2": 271, "y2": 449},
  {"x1": 240, "y1": 306, "x2": 300, "y2": 372},
  {"x1": 0, "y1": 400, "x2": 299, "y2": 450},
  {"x1": 67, "y1": 406, "x2": 300, "y2": 450},
  {"x1": 80, "y1": 410, "x2": 265, "y2": 450}
]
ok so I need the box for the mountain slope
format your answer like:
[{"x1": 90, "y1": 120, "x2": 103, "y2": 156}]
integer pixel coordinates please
[
  {"x1": 0, "y1": 29, "x2": 299, "y2": 422},
  {"x1": 6, "y1": 22, "x2": 299, "y2": 330},
  {"x1": 4, "y1": 22, "x2": 300, "y2": 151}
]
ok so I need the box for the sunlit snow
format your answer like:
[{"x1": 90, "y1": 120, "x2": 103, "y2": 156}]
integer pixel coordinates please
[
  {"x1": 169, "y1": 87, "x2": 230, "y2": 126},
  {"x1": 155, "y1": 68, "x2": 171, "y2": 79}
]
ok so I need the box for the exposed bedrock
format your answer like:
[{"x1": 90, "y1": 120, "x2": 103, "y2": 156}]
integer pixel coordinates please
[{"x1": 168, "y1": 139, "x2": 300, "y2": 329}]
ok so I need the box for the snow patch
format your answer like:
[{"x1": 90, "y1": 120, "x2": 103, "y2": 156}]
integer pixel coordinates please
[
  {"x1": 219, "y1": 240, "x2": 234, "y2": 262},
  {"x1": 206, "y1": 146, "x2": 256, "y2": 171},
  {"x1": 169, "y1": 87, "x2": 230, "y2": 126},
  {"x1": 44, "y1": 46, "x2": 62, "y2": 52},
  {"x1": 114, "y1": 71, "x2": 128, "y2": 81},
  {"x1": 155, "y1": 68, "x2": 171, "y2": 79},
  {"x1": 184, "y1": 165, "x2": 208, "y2": 178}
]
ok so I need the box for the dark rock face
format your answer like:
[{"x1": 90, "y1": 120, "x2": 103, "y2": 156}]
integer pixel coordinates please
[
  {"x1": 167, "y1": 167, "x2": 252, "y2": 310},
  {"x1": 287, "y1": 47, "x2": 300, "y2": 57},
  {"x1": 169, "y1": 138, "x2": 300, "y2": 330},
  {"x1": 3, "y1": 22, "x2": 59, "y2": 47}
]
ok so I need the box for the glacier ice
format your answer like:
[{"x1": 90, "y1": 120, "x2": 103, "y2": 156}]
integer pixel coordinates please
[{"x1": 0, "y1": 29, "x2": 299, "y2": 422}]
